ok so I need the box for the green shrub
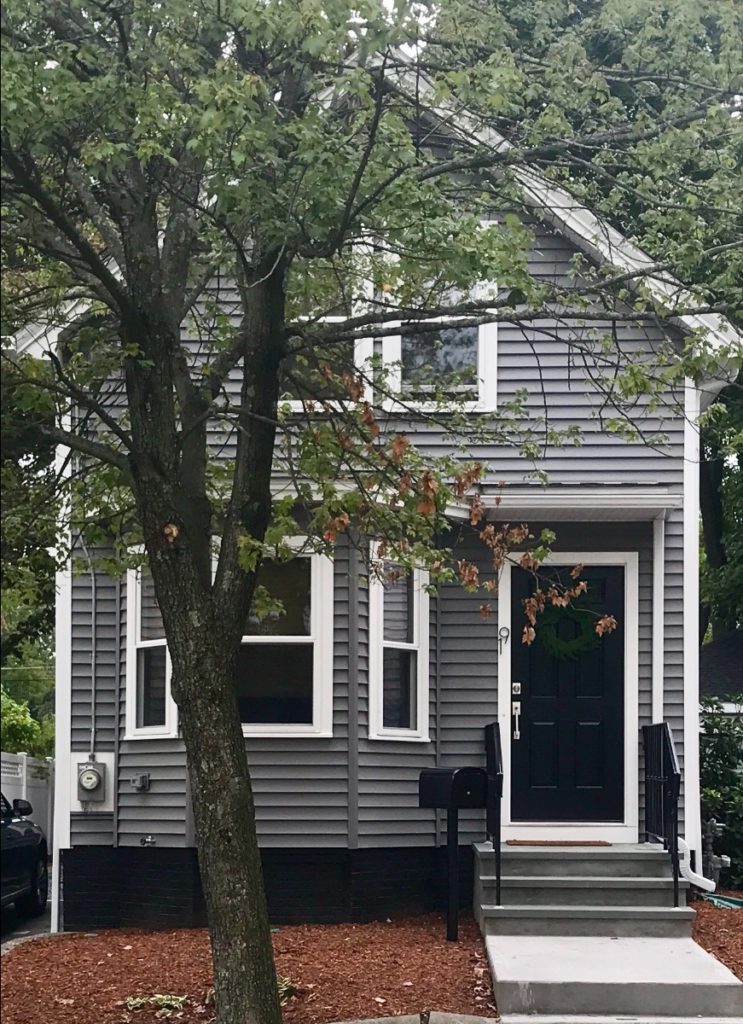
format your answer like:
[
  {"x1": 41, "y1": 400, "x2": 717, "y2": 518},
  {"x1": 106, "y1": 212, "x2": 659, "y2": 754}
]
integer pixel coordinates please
[
  {"x1": 700, "y1": 697, "x2": 743, "y2": 887},
  {"x1": 0, "y1": 686, "x2": 41, "y2": 752}
]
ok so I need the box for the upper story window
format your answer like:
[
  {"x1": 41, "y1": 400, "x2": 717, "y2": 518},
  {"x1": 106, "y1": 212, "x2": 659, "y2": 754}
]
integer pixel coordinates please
[
  {"x1": 382, "y1": 310, "x2": 497, "y2": 412},
  {"x1": 125, "y1": 545, "x2": 334, "y2": 740},
  {"x1": 368, "y1": 545, "x2": 430, "y2": 742},
  {"x1": 125, "y1": 567, "x2": 177, "y2": 738}
]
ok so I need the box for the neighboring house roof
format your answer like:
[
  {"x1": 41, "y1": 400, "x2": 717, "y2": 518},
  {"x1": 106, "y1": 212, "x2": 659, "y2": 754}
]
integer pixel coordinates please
[{"x1": 699, "y1": 630, "x2": 743, "y2": 701}]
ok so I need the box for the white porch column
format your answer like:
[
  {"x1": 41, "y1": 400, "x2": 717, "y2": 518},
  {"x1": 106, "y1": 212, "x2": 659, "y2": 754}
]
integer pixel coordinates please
[{"x1": 652, "y1": 514, "x2": 666, "y2": 723}]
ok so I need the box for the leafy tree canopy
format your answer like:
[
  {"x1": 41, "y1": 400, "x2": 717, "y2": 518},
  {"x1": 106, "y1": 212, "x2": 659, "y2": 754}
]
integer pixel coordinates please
[{"x1": 1, "y1": 3, "x2": 741, "y2": 1023}]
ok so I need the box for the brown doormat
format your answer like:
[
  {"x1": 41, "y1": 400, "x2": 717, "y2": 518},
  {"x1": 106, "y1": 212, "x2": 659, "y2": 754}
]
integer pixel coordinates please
[{"x1": 506, "y1": 839, "x2": 611, "y2": 846}]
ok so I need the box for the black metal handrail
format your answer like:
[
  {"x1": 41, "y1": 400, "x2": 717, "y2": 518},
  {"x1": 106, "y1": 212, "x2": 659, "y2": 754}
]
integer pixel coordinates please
[
  {"x1": 484, "y1": 721, "x2": 504, "y2": 904},
  {"x1": 643, "y1": 722, "x2": 681, "y2": 907}
]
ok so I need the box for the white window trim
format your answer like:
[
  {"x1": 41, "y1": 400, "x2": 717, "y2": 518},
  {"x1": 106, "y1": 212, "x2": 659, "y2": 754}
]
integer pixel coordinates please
[
  {"x1": 239, "y1": 544, "x2": 334, "y2": 739},
  {"x1": 125, "y1": 568, "x2": 178, "y2": 740},
  {"x1": 368, "y1": 543, "x2": 431, "y2": 742},
  {"x1": 125, "y1": 541, "x2": 334, "y2": 740},
  {"x1": 381, "y1": 310, "x2": 497, "y2": 414}
]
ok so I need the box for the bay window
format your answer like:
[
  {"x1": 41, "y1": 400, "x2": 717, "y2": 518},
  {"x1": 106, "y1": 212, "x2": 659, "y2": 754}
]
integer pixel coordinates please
[
  {"x1": 368, "y1": 546, "x2": 430, "y2": 741},
  {"x1": 125, "y1": 545, "x2": 334, "y2": 739},
  {"x1": 125, "y1": 567, "x2": 177, "y2": 738}
]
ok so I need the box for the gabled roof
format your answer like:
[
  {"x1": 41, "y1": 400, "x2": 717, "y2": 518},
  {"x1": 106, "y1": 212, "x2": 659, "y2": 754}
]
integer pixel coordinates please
[
  {"x1": 14, "y1": 66, "x2": 742, "y2": 375},
  {"x1": 398, "y1": 67, "x2": 741, "y2": 365}
]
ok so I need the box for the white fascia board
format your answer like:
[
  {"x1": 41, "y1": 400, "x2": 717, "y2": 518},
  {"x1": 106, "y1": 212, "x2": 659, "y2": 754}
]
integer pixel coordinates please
[
  {"x1": 484, "y1": 488, "x2": 681, "y2": 512},
  {"x1": 512, "y1": 167, "x2": 741, "y2": 357}
]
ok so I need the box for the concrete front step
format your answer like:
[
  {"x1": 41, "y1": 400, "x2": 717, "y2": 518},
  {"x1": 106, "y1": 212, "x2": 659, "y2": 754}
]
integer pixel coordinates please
[
  {"x1": 480, "y1": 904, "x2": 695, "y2": 937},
  {"x1": 486, "y1": 935, "x2": 743, "y2": 1018},
  {"x1": 474, "y1": 842, "x2": 673, "y2": 878},
  {"x1": 477, "y1": 875, "x2": 688, "y2": 907}
]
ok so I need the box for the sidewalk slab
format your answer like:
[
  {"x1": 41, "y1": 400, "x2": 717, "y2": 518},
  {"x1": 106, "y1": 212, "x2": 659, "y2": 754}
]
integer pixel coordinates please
[{"x1": 486, "y1": 935, "x2": 743, "y2": 1018}]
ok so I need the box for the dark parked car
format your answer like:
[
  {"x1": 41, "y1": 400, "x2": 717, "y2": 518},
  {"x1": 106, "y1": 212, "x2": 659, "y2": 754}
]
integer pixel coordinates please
[{"x1": 0, "y1": 792, "x2": 48, "y2": 916}]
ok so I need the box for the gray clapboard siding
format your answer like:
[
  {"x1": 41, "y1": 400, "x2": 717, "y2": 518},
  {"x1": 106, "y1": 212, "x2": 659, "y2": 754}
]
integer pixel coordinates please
[
  {"x1": 66, "y1": 213, "x2": 691, "y2": 856},
  {"x1": 71, "y1": 565, "x2": 119, "y2": 752},
  {"x1": 70, "y1": 813, "x2": 114, "y2": 846}
]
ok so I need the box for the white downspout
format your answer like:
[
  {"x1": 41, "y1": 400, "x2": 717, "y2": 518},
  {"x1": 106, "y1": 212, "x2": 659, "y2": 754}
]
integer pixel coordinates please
[{"x1": 679, "y1": 837, "x2": 715, "y2": 892}]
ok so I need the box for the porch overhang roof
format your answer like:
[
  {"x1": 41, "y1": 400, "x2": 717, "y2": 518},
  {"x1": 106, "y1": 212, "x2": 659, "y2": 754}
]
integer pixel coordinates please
[{"x1": 446, "y1": 488, "x2": 682, "y2": 523}]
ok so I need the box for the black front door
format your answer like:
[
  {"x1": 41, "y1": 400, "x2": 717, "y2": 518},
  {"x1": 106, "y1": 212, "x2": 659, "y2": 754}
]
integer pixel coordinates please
[{"x1": 510, "y1": 564, "x2": 625, "y2": 822}]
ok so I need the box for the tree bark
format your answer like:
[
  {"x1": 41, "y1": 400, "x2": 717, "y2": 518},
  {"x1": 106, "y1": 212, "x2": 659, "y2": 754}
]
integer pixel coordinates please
[
  {"x1": 700, "y1": 438, "x2": 731, "y2": 640},
  {"x1": 117, "y1": 253, "x2": 289, "y2": 1024},
  {"x1": 154, "y1": 568, "x2": 282, "y2": 1024},
  {"x1": 177, "y1": 658, "x2": 280, "y2": 1024}
]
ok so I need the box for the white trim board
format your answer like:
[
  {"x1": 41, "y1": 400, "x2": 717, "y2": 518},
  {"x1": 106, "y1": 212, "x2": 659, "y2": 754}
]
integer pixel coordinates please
[
  {"x1": 683, "y1": 382, "x2": 702, "y2": 860},
  {"x1": 51, "y1": 564, "x2": 72, "y2": 933},
  {"x1": 652, "y1": 514, "x2": 666, "y2": 724},
  {"x1": 497, "y1": 551, "x2": 640, "y2": 843}
]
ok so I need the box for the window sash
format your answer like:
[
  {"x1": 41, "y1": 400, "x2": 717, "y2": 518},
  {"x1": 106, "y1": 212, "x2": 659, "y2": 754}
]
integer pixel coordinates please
[
  {"x1": 126, "y1": 568, "x2": 176, "y2": 738},
  {"x1": 126, "y1": 547, "x2": 333, "y2": 739},
  {"x1": 382, "y1": 317, "x2": 497, "y2": 412},
  {"x1": 368, "y1": 545, "x2": 430, "y2": 741}
]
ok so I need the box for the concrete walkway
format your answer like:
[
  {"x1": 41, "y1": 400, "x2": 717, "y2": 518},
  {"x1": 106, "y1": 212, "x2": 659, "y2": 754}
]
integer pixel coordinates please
[{"x1": 487, "y1": 934, "x2": 743, "y2": 1020}]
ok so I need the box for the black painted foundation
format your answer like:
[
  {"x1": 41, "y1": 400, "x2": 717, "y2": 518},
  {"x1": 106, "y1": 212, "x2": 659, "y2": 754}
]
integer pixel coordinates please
[{"x1": 60, "y1": 845, "x2": 474, "y2": 931}]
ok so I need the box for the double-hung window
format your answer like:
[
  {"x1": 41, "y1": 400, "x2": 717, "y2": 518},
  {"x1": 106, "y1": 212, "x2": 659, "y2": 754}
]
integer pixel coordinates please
[
  {"x1": 126, "y1": 567, "x2": 177, "y2": 738},
  {"x1": 125, "y1": 544, "x2": 334, "y2": 740},
  {"x1": 237, "y1": 545, "x2": 334, "y2": 737},
  {"x1": 369, "y1": 546, "x2": 430, "y2": 741},
  {"x1": 381, "y1": 279, "x2": 498, "y2": 412}
]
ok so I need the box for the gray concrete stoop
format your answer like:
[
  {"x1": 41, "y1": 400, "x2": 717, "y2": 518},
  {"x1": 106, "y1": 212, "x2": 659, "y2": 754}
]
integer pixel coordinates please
[{"x1": 474, "y1": 843, "x2": 743, "y2": 1021}]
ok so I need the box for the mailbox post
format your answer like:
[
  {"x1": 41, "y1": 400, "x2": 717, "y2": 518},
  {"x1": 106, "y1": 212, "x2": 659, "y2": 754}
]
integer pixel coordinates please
[{"x1": 419, "y1": 766, "x2": 488, "y2": 941}]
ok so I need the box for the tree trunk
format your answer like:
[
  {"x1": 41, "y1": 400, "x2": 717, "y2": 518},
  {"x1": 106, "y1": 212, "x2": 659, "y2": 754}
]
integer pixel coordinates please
[
  {"x1": 700, "y1": 439, "x2": 732, "y2": 640},
  {"x1": 168, "y1": 622, "x2": 282, "y2": 1024}
]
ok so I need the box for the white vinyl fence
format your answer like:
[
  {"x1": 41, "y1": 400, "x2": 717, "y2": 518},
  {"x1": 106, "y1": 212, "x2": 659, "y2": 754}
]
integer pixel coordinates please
[{"x1": 1, "y1": 751, "x2": 54, "y2": 850}]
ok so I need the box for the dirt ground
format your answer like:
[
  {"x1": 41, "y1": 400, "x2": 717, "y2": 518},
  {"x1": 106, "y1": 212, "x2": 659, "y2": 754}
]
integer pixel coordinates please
[
  {"x1": 3, "y1": 900, "x2": 741, "y2": 1024},
  {"x1": 0, "y1": 913, "x2": 495, "y2": 1024},
  {"x1": 691, "y1": 892, "x2": 743, "y2": 981}
]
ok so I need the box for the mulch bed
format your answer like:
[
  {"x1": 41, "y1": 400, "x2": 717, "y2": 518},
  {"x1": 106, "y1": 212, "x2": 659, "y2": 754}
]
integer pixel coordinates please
[
  {"x1": 0, "y1": 913, "x2": 496, "y2": 1024},
  {"x1": 691, "y1": 890, "x2": 743, "y2": 981}
]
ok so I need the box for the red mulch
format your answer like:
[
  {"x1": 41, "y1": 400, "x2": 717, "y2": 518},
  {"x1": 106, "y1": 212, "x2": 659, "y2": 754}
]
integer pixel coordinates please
[
  {"x1": 692, "y1": 891, "x2": 743, "y2": 981},
  {"x1": 0, "y1": 914, "x2": 496, "y2": 1024}
]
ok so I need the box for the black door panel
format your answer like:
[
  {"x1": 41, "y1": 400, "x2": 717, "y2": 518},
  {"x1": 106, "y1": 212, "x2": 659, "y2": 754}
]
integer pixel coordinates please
[{"x1": 511, "y1": 565, "x2": 625, "y2": 822}]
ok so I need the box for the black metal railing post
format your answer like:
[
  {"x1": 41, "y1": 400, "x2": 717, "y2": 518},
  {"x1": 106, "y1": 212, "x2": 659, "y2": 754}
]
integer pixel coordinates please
[
  {"x1": 642, "y1": 722, "x2": 682, "y2": 908},
  {"x1": 485, "y1": 722, "x2": 504, "y2": 905}
]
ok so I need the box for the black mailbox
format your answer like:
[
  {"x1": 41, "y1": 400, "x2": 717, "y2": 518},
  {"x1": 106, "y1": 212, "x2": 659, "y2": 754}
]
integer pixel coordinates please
[
  {"x1": 419, "y1": 766, "x2": 489, "y2": 943},
  {"x1": 419, "y1": 767, "x2": 488, "y2": 810}
]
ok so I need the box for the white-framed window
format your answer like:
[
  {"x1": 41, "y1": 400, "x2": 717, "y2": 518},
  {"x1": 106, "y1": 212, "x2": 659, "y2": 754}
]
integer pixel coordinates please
[
  {"x1": 125, "y1": 566, "x2": 178, "y2": 739},
  {"x1": 237, "y1": 542, "x2": 334, "y2": 738},
  {"x1": 125, "y1": 543, "x2": 334, "y2": 740},
  {"x1": 368, "y1": 544, "x2": 430, "y2": 741},
  {"x1": 381, "y1": 311, "x2": 497, "y2": 413}
]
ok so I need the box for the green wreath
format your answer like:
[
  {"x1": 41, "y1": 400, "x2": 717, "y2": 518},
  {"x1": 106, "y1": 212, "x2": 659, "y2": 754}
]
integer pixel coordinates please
[{"x1": 535, "y1": 602, "x2": 600, "y2": 662}]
